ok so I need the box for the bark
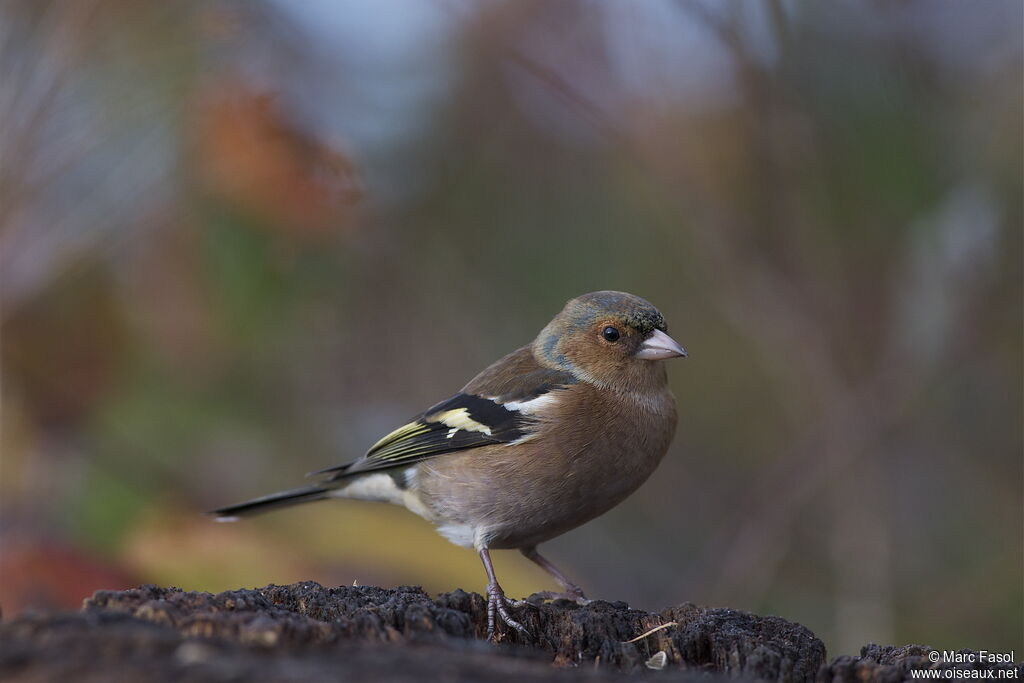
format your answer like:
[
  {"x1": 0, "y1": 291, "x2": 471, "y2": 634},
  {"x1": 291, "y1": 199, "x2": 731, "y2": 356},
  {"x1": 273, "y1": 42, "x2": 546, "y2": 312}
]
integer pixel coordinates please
[{"x1": 0, "y1": 582, "x2": 1017, "y2": 682}]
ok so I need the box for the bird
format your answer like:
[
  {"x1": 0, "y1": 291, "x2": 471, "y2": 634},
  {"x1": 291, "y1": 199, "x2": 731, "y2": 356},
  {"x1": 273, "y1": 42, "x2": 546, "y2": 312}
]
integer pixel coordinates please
[{"x1": 211, "y1": 290, "x2": 687, "y2": 639}]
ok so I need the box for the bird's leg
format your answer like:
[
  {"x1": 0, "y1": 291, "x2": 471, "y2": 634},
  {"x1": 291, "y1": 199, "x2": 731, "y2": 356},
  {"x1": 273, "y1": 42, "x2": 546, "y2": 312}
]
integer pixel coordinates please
[
  {"x1": 478, "y1": 547, "x2": 529, "y2": 639},
  {"x1": 520, "y1": 546, "x2": 591, "y2": 604}
]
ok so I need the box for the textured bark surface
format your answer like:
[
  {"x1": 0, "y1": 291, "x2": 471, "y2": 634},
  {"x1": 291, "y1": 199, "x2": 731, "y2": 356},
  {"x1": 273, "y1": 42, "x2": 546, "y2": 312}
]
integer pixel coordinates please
[
  {"x1": 818, "y1": 644, "x2": 1021, "y2": 683},
  {"x1": 0, "y1": 582, "x2": 1017, "y2": 682}
]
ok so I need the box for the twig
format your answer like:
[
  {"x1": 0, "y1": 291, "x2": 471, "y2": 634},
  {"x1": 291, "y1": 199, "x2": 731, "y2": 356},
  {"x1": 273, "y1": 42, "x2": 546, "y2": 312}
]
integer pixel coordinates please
[{"x1": 621, "y1": 621, "x2": 677, "y2": 644}]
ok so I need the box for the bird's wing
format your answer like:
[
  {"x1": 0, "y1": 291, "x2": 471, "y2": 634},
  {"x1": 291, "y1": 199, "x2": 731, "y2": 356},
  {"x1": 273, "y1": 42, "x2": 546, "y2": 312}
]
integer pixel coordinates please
[{"x1": 314, "y1": 351, "x2": 576, "y2": 480}]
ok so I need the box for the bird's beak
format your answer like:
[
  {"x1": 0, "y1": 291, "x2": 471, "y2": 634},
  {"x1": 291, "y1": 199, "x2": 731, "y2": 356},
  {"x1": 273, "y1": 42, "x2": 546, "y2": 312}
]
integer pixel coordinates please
[{"x1": 636, "y1": 329, "x2": 688, "y2": 360}]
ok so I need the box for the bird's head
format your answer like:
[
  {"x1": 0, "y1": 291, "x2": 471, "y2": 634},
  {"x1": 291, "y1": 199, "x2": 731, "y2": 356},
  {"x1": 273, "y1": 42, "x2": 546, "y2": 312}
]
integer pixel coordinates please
[{"x1": 533, "y1": 291, "x2": 687, "y2": 389}]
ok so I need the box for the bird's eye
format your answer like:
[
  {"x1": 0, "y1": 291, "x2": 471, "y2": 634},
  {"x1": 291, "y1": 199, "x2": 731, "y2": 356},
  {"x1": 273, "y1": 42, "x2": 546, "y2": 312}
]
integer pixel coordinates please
[{"x1": 602, "y1": 326, "x2": 621, "y2": 342}]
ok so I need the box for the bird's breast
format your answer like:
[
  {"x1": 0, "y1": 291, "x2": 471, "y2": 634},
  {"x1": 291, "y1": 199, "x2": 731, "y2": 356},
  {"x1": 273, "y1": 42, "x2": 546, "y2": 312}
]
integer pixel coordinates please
[{"x1": 413, "y1": 385, "x2": 678, "y2": 549}]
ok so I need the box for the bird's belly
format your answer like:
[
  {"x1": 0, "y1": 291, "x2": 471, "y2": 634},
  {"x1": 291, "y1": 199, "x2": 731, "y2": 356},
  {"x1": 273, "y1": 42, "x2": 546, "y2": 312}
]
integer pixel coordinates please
[{"x1": 413, "y1": 418, "x2": 673, "y2": 550}]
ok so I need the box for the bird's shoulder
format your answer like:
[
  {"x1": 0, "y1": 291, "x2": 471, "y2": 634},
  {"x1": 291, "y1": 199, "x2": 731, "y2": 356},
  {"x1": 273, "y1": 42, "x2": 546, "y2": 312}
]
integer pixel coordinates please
[{"x1": 462, "y1": 345, "x2": 578, "y2": 403}]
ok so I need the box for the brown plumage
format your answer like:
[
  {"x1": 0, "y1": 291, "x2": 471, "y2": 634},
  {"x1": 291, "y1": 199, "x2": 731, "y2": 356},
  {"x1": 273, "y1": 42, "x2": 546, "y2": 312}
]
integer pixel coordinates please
[
  {"x1": 416, "y1": 347, "x2": 676, "y2": 551},
  {"x1": 212, "y1": 291, "x2": 687, "y2": 638}
]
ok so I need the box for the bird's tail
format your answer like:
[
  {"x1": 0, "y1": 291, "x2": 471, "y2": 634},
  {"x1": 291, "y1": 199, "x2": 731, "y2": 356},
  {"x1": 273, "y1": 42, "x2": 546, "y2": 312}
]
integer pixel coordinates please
[{"x1": 210, "y1": 485, "x2": 330, "y2": 521}]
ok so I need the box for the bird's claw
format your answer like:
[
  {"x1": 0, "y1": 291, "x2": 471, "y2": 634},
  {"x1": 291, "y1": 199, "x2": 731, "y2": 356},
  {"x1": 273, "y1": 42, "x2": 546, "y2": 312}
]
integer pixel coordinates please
[{"x1": 485, "y1": 583, "x2": 529, "y2": 640}]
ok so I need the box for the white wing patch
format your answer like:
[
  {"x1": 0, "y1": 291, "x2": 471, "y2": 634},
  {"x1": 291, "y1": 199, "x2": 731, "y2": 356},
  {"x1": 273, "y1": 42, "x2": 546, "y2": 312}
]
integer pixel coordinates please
[{"x1": 500, "y1": 393, "x2": 559, "y2": 414}]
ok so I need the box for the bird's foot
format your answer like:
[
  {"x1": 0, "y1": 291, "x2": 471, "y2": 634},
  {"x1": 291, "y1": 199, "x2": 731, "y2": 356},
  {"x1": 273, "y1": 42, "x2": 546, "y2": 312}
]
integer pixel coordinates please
[
  {"x1": 485, "y1": 582, "x2": 529, "y2": 640},
  {"x1": 528, "y1": 588, "x2": 592, "y2": 605}
]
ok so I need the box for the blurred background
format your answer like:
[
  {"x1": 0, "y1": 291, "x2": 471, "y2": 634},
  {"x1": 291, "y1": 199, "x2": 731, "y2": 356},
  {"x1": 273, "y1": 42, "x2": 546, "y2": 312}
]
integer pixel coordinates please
[{"x1": 0, "y1": 0, "x2": 1020, "y2": 656}]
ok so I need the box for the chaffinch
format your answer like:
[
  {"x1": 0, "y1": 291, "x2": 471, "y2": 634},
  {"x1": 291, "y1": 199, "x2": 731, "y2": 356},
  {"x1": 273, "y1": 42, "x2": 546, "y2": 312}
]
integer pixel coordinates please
[{"x1": 212, "y1": 291, "x2": 687, "y2": 638}]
